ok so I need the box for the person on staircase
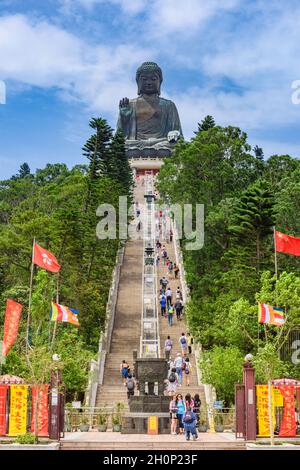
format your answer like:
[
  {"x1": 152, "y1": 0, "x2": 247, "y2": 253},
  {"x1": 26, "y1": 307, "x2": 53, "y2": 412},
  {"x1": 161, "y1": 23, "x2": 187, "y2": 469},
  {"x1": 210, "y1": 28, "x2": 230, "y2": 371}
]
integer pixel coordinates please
[
  {"x1": 160, "y1": 276, "x2": 168, "y2": 291},
  {"x1": 174, "y1": 298, "x2": 183, "y2": 321},
  {"x1": 193, "y1": 394, "x2": 202, "y2": 425},
  {"x1": 174, "y1": 263, "x2": 179, "y2": 279},
  {"x1": 167, "y1": 367, "x2": 179, "y2": 396},
  {"x1": 166, "y1": 287, "x2": 172, "y2": 307},
  {"x1": 164, "y1": 335, "x2": 173, "y2": 359},
  {"x1": 184, "y1": 357, "x2": 192, "y2": 387},
  {"x1": 125, "y1": 374, "x2": 135, "y2": 401},
  {"x1": 169, "y1": 395, "x2": 179, "y2": 435},
  {"x1": 168, "y1": 303, "x2": 175, "y2": 326},
  {"x1": 174, "y1": 353, "x2": 184, "y2": 386},
  {"x1": 160, "y1": 293, "x2": 167, "y2": 317},
  {"x1": 179, "y1": 333, "x2": 188, "y2": 357},
  {"x1": 176, "y1": 394, "x2": 185, "y2": 434},
  {"x1": 167, "y1": 259, "x2": 174, "y2": 279},
  {"x1": 183, "y1": 406, "x2": 198, "y2": 441},
  {"x1": 187, "y1": 332, "x2": 193, "y2": 355},
  {"x1": 120, "y1": 360, "x2": 130, "y2": 385}
]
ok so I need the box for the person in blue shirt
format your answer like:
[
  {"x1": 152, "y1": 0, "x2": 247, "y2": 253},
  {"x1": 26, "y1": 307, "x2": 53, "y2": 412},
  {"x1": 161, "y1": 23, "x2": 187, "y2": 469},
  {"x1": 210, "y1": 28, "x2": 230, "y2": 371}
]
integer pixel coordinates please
[
  {"x1": 183, "y1": 406, "x2": 198, "y2": 441},
  {"x1": 176, "y1": 393, "x2": 185, "y2": 434},
  {"x1": 160, "y1": 295, "x2": 166, "y2": 317}
]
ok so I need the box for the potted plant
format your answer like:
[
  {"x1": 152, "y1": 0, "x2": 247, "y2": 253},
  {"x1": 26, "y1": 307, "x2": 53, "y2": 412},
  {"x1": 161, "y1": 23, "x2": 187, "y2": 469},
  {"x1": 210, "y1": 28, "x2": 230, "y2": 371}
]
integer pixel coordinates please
[
  {"x1": 98, "y1": 413, "x2": 108, "y2": 432},
  {"x1": 198, "y1": 409, "x2": 208, "y2": 432},
  {"x1": 112, "y1": 402, "x2": 125, "y2": 432},
  {"x1": 112, "y1": 414, "x2": 121, "y2": 432},
  {"x1": 214, "y1": 413, "x2": 224, "y2": 432},
  {"x1": 79, "y1": 415, "x2": 90, "y2": 432}
]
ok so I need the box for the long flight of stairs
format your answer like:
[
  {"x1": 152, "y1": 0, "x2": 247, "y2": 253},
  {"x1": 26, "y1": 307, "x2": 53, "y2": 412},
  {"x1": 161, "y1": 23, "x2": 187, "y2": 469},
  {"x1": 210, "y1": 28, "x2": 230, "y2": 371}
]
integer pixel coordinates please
[
  {"x1": 95, "y1": 239, "x2": 143, "y2": 409},
  {"x1": 157, "y1": 235, "x2": 206, "y2": 404},
  {"x1": 96, "y1": 176, "x2": 205, "y2": 411}
]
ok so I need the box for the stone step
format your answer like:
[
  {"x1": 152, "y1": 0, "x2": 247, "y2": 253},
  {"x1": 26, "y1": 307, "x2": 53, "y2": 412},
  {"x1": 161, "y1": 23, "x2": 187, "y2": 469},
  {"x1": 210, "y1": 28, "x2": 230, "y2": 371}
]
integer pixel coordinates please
[{"x1": 60, "y1": 440, "x2": 246, "y2": 451}]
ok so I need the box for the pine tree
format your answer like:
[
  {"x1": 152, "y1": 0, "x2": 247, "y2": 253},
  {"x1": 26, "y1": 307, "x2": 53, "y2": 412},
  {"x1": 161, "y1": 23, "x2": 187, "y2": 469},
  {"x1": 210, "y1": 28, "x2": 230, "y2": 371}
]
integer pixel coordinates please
[
  {"x1": 82, "y1": 118, "x2": 113, "y2": 180},
  {"x1": 11, "y1": 162, "x2": 31, "y2": 180},
  {"x1": 253, "y1": 145, "x2": 264, "y2": 161},
  {"x1": 109, "y1": 129, "x2": 133, "y2": 194},
  {"x1": 229, "y1": 180, "x2": 275, "y2": 269},
  {"x1": 195, "y1": 115, "x2": 216, "y2": 134}
]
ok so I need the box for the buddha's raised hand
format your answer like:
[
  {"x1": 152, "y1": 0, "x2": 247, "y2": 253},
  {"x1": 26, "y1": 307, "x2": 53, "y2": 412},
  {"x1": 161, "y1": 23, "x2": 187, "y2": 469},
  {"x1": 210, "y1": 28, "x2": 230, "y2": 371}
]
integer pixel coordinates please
[{"x1": 119, "y1": 97, "x2": 131, "y2": 113}]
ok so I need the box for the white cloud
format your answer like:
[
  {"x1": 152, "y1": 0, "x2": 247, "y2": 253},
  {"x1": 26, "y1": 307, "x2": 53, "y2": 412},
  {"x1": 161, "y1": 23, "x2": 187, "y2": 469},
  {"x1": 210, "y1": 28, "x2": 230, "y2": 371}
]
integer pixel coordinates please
[{"x1": 0, "y1": 14, "x2": 152, "y2": 114}]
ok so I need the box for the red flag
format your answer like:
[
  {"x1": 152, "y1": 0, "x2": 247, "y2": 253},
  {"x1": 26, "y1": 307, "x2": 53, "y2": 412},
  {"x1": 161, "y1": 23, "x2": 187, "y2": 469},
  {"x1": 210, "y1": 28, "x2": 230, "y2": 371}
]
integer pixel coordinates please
[
  {"x1": 33, "y1": 243, "x2": 60, "y2": 273},
  {"x1": 275, "y1": 230, "x2": 300, "y2": 256},
  {"x1": 31, "y1": 385, "x2": 49, "y2": 437},
  {"x1": 2, "y1": 299, "x2": 22, "y2": 357}
]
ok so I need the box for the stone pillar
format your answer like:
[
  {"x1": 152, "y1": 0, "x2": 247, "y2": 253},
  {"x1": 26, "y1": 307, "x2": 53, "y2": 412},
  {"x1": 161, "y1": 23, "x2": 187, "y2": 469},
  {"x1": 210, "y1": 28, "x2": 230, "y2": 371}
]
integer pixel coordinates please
[{"x1": 243, "y1": 362, "x2": 256, "y2": 440}]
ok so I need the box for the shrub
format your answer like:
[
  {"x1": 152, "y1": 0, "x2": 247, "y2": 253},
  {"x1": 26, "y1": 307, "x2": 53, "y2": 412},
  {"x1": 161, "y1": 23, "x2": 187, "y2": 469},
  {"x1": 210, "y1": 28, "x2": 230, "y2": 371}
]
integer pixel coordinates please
[{"x1": 14, "y1": 433, "x2": 36, "y2": 444}]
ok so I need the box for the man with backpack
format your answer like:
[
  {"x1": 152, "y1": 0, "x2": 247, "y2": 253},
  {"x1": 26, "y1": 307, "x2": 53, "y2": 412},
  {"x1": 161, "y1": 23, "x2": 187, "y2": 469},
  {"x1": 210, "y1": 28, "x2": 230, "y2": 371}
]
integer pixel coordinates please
[
  {"x1": 183, "y1": 406, "x2": 198, "y2": 441},
  {"x1": 164, "y1": 335, "x2": 173, "y2": 359},
  {"x1": 167, "y1": 367, "x2": 178, "y2": 396},
  {"x1": 160, "y1": 294, "x2": 167, "y2": 317},
  {"x1": 174, "y1": 299, "x2": 183, "y2": 321},
  {"x1": 168, "y1": 303, "x2": 175, "y2": 326},
  {"x1": 174, "y1": 353, "x2": 184, "y2": 385},
  {"x1": 160, "y1": 276, "x2": 168, "y2": 291},
  {"x1": 179, "y1": 333, "x2": 188, "y2": 356},
  {"x1": 125, "y1": 374, "x2": 135, "y2": 401}
]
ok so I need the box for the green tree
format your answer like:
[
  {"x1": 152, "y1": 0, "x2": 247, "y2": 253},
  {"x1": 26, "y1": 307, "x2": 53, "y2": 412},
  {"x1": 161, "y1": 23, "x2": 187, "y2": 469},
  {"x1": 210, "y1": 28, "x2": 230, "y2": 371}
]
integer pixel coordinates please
[
  {"x1": 195, "y1": 115, "x2": 216, "y2": 134},
  {"x1": 200, "y1": 346, "x2": 244, "y2": 405}
]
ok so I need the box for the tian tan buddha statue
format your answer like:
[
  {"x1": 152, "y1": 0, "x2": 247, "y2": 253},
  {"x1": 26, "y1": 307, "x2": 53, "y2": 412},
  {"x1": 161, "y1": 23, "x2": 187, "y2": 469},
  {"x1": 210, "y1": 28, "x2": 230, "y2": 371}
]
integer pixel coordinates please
[{"x1": 117, "y1": 62, "x2": 183, "y2": 157}]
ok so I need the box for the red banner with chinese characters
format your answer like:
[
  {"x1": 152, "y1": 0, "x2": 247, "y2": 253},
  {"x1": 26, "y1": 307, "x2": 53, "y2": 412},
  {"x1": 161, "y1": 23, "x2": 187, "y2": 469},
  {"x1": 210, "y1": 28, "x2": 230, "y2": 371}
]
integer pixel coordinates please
[
  {"x1": 0, "y1": 385, "x2": 8, "y2": 435},
  {"x1": 8, "y1": 384, "x2": 28, "y2": 435},
  {"x1": 2, "y1": 299, "x2": 22, "y2": 357},
  {"x1": 277, "y1": 386, "x2": 296, "y2": 437},
  {"x1": 30, "y1": 385, "x2": 49, "y2": 436}
]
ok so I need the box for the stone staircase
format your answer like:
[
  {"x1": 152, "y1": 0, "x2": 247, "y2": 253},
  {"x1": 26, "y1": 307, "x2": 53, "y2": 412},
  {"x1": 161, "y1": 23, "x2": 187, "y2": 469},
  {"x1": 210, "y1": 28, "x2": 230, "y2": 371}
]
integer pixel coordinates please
[
  {"x1": 95, "y1": 176, "x2": 205, "y2": 412},
  {"x1": 95, "y1": 239, "x2": 143, "y2": 409},
  {"x1": 157, "y1": 232, "x2": 206, "y2": 404}
]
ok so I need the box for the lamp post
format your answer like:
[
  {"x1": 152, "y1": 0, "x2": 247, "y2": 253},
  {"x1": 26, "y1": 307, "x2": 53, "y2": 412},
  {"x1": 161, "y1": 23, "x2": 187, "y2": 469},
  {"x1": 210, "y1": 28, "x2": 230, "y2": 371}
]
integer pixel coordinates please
[
  {"x1": 243, "y1": 354, "x2": 256, "y2": 441},
  {"x1": 49, "y1": 354, "x2": 62, "y2": 441}
]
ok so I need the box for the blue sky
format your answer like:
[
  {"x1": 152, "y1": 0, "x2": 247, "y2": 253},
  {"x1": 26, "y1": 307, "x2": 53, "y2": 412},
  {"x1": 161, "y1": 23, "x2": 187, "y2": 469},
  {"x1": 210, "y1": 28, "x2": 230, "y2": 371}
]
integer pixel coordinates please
[{"x1": 0, "y1": 0, "x2": 300, "y2": 178}]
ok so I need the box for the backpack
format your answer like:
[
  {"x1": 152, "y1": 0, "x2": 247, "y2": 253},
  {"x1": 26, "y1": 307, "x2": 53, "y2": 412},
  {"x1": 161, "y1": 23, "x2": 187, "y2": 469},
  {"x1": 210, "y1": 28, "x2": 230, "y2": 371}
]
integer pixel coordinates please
[
  {"x1": 183, "y1": 411, "x2": 193, "y2": 424},
  {"x1": 127, "y1": 379, "x2": 135, "y2": 391},
  {"x1": 165, "y1": 340, "x2": 172, "y2": 350},
  {"x1": 168, "y1": 307, "x2": 174, "y2": 315},
  {"x1": 169, "y1": 372, "x2": 176, "y2": 383},
  {"x1": 180, "y1": 336, "x2": 187, "y2": 345}
]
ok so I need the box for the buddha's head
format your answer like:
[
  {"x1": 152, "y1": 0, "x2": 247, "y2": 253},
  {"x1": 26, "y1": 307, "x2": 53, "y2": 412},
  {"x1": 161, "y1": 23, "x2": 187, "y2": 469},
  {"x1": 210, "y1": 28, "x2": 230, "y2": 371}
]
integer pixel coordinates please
[{"x1": 136, "y1": 62, "x2": 163, "y2": 96}]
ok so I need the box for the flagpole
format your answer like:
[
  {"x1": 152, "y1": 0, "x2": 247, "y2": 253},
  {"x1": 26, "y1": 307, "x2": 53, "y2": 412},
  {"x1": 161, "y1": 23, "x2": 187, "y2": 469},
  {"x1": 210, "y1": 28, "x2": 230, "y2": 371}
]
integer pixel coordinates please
[
  {"x1": 50, "y1": 272, "x2": 59, "y2": 349},
  {"x1": 26, "y1": 237, "x2": 35, "y2": 354},
  {"x1": 273, "y1": 226, "x2": 278, "y2": 282}
]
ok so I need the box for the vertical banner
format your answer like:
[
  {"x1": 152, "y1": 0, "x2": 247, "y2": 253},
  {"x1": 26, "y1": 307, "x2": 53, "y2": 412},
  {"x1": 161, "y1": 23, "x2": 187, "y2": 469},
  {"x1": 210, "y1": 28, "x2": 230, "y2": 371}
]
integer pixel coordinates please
[
  {"x1": 31, "y1": 385, "x2": 49, "y2": 436},
  {"x1": 2, "y1": 299, "x2": 22, "y2": 357},
  {"x1": 256, "y1": 385, "x2": 276, "y2": 436},
  {"x1": 8, "y1": 385, "x2": 28, "y2": 436},
  {"x1": 148, "y1": 416, "x2": 158, "y2": 435},
  {"x1": 0, "y1": 385, "x2": 8, "y2": 435},
  {"x1": 277, "y1": 386, "x2": 296, "y2": 437}
]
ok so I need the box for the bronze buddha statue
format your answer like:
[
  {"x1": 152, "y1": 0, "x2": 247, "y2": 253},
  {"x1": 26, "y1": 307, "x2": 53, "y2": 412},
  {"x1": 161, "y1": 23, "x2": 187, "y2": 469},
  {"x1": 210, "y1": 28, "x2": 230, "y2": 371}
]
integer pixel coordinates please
[{"x1": 117, "y1": 62, "x2": 183, "y2": 157}]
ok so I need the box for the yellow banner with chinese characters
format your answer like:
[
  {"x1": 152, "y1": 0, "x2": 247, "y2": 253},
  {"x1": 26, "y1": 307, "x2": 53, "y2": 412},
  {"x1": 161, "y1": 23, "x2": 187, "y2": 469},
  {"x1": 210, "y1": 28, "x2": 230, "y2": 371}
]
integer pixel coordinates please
[
  {"x1": 256, "y1": 385, "x2": 280, "y2": 437},
  {"x1": 8, "y1": 385, "x2": 28, "y2": 436}
]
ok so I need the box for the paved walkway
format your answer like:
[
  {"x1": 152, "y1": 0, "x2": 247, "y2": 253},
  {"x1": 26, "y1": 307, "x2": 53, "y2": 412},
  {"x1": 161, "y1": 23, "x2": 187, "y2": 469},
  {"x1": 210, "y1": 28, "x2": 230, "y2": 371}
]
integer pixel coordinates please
[{"x1": 60, "y1": 431, "x2": 245, "y2": 450}]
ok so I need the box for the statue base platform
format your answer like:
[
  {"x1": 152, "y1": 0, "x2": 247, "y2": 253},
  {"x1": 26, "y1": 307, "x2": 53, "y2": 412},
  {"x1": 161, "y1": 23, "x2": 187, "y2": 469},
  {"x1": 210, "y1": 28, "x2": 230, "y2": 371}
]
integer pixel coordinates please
[
  {"x1": 121, "y1": 412, "x2": 170, "y2": 434},
  {"x1": 126, "y1": 148, "x2": 172, "y2": 158}
]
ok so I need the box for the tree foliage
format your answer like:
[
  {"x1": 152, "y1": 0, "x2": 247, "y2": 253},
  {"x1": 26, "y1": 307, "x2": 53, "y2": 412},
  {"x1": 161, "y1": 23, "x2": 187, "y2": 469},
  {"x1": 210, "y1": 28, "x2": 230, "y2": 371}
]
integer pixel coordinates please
[
  {"x1": 0, "y1": 117, "x2": 132, "y2": 399},
  {"x1": 157, "y1": 118, "x2": 300, "y2": 400}
]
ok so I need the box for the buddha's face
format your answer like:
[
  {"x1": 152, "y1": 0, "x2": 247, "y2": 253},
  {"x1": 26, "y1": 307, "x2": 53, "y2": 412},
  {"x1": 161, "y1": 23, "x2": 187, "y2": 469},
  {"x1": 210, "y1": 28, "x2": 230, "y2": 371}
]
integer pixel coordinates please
[{"x1": 138, "y1": 71, "x2": 161, "y2": 95}]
